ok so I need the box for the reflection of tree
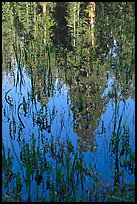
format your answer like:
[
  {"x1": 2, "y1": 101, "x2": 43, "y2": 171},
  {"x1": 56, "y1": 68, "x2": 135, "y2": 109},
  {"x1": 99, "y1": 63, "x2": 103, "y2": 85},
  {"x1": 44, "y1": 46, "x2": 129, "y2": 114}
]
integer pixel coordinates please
[
  {"x1": 87, "y1": 2, "x2": 96, "y2": 46},
  {"x1": 4, "y1": 2, "x2": 56, "y2": 105},
  {"x1": 67, "y1": 61, "x2": 108, "y2": 152},
  {"x1": 2, "y1": 2, "x2": 135, "y2": 149},
  {"x1": 66, "y1": 2, "x2": 134, "y2": 152},
  {"x1": 94, "y1": 2, "x2": 135, "y2": 101},
  {"x1": 108, "y1": 3, "x2": 134, "y2": 100},
  {"x1": 2, "y1": 2, "x2": 15, "y2": 69},
  {"x1": 51, "y1": 2, "x2": 72, "y2": 50}
]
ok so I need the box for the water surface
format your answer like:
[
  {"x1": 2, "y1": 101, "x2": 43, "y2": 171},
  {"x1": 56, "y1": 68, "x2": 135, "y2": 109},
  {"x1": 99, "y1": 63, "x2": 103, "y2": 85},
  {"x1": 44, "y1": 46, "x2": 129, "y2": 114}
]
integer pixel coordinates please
[{"x1": 2, "y1": 2, "x2": 135, "y2": 202}]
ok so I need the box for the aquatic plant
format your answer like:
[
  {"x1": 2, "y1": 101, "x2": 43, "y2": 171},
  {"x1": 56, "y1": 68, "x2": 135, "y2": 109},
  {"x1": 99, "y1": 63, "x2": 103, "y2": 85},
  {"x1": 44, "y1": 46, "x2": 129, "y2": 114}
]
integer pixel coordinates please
[
  {"x1": 5, "y1": 89, "x2": 13, "y2": 107},
  {"x1": 2, "y1": 135, "x2": 135, "y2": 202},
  {"x1": 17, "y1": 103, "x2": 25, "y2": 128}
]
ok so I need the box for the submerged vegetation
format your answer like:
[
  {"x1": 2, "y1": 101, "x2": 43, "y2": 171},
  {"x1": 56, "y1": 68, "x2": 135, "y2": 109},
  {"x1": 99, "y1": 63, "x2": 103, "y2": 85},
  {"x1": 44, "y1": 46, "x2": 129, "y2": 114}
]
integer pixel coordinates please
[{"x1": 2, "y1": 2, "x2": 135, "y2": 202}]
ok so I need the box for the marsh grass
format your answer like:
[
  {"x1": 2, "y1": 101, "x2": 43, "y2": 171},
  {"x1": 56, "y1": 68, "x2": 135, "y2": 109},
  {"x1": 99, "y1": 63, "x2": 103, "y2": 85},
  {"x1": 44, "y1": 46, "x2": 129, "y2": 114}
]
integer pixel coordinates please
[
  {"x1": 5, "y1": 89, "x2": 13, "y2": 108},
  {"x1": 2, "y1": 134, "x2": 135, "y2": 202}
]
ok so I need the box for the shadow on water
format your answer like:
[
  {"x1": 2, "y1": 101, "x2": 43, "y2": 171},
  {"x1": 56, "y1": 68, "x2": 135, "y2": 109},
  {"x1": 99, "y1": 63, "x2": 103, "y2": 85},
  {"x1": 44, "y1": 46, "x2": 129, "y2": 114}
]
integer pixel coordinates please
[
  {"x1": 51, "y1": 2, "x2": 72, "y2": 51},
  {"x1": 2, "y1": 2, "x2": 135, "y2": 202}
]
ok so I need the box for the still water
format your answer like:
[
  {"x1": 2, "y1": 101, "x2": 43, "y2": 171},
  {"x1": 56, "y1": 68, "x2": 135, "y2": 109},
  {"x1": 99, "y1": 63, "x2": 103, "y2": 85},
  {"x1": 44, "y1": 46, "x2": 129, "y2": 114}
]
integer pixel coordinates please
[{"x1": 2, "y1": 2, "x2": 135, "y2": 202}]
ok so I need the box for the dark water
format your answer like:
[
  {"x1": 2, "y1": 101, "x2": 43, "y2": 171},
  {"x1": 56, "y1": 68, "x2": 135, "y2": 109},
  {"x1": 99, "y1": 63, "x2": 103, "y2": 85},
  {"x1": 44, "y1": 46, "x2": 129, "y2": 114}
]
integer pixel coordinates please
[{"x1": 2, "y1": 2, "x2": 135, "y2": 202}]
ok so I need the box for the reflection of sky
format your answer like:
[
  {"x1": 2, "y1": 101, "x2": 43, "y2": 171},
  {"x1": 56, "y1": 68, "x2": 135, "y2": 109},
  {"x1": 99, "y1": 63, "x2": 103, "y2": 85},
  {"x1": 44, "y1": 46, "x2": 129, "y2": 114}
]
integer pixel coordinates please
[
  {"x1": 102, "y1": 77, "x2": 115, "y2": 97},
  {"x1": 93, "y1": 97, "x2": 135, "y2": 184},
  {"x1": 46, "y1": 79, "x2": 78, "y2": 145},
  {"x1": 2, "y1": 66, "x2": 78, "y2": 165},
  {"x1": 110, "y1": 38, "x2": 118, "y2": 58},
  {"x1": 2, "y1": 64, "x2": 135, "y2": 192}
]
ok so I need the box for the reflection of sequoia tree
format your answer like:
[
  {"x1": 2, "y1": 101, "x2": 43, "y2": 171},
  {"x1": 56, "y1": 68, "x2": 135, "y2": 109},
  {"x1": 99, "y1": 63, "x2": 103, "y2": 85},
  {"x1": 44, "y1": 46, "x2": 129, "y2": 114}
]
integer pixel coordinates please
[
  {"x1": 65, "y1": 3, "x2": 134, "y2": 152},
  {"x1": 69, "y1": 2, "x2": 134, "y2": 152},
  {"x1": 2, "y1": 2, "x2": 134, "y2": 145},
  {"x1": 68, "y1": 71, "x2": 108, "y2": 152},
  {"x1": 64, "y1": 3, "x2": 109, "y2": 152}
]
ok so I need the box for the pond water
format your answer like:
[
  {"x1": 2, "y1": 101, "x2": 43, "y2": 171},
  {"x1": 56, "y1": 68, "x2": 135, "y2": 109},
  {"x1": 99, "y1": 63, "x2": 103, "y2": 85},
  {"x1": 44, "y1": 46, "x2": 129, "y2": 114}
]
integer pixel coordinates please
[{"x1": 2, "y1": 2, "x2": 135, "y2": 202}]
